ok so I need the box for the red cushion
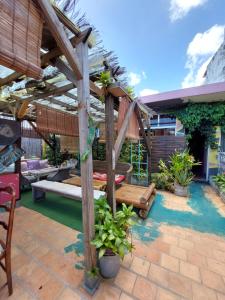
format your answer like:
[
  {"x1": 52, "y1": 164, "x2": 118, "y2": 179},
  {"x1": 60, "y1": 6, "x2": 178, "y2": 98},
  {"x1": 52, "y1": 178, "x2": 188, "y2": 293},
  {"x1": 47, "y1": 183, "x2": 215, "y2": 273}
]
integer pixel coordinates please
[
  {"x1": 115, "y1": 175, "x2": 125, "y2": 184},
  {"x1": 93, "y1": 172, "x2": 125, "y2": 184}
]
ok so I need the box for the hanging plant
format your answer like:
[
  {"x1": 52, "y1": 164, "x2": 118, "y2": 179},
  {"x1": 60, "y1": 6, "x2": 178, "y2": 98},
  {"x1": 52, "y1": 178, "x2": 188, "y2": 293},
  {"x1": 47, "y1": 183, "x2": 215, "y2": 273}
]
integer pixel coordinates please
[
  {"x1": 173, "y1": 102, "x2": 225, "y2": 149},
  {"x1": 97, "y1": 71, "x2": 113, "y2": 103}
]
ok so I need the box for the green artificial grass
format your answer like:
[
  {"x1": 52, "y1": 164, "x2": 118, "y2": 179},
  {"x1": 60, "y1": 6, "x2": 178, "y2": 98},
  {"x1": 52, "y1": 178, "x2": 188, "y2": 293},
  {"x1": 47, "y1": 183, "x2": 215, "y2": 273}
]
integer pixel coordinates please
[{"x1": 20, "y1": 190, "x2": 83, "y2": 232}]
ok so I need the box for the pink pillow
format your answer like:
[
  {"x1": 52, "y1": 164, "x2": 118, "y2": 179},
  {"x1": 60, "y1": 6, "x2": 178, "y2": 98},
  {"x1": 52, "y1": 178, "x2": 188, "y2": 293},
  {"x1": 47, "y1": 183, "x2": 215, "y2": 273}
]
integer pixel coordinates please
[
  {"x1": 93, "y1": 172, "x2": 125, "y2": 184},
  {"x1": 115, "y1": 175, "x2": 125, "y2": 184},
  {"x1": 21, "y1": 161, "x2": 28, "y2": 172},
  {"x1": 39, "y1": 159, "x2": 48, "y2": 169}
]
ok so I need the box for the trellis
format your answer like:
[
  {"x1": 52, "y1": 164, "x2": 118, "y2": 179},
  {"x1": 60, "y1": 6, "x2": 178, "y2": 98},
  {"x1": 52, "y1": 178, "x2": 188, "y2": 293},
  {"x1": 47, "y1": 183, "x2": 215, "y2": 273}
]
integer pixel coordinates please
[{"x1": 0, "y1": 0, "x2": 154, "y2": 293}]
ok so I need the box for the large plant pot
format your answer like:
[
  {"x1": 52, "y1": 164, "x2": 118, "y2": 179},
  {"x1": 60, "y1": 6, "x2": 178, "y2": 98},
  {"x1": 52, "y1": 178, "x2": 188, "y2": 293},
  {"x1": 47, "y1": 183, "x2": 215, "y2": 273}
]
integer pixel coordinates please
[
  {"x1": 174, "y1": 182, "x2": 188, "y2": 197},
  {"x1": 99, "y1": 253, "x2": 120, "y2": 278}
]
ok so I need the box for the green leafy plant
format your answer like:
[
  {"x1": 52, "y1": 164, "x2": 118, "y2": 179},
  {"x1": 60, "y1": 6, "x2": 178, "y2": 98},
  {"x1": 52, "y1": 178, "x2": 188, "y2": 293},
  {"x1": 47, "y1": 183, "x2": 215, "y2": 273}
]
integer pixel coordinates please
[
  {"x1": 44, "y1": 134, "x2": 64, "y2": 166},
  {"x1": 97, "y1": 71, "x2": 113, "y2": 102},
  {"x1": 212, "y1": 174, "x2": 225, "y2": 192},
  {"x1": 98, "y1": 71, "x2": 112, "y2": 88},
  {"x1": 125, "y1": 86, "x2": 135, "y2": 99},
  {"x1": 91, "y1": 197, "x2": 136, "y2": 259},
  {"x1": 151, "y1": 172, "x2": 173, "y2": 191},
  {"x1": 87, "y1": 267, "x2": 99, "y2": 278},
  {"x1": 173, "y1": 102, "x2": 225, "y2": 149},
  {"x1": 158, "y1": 150, "x2": 200, "y2": 187}
]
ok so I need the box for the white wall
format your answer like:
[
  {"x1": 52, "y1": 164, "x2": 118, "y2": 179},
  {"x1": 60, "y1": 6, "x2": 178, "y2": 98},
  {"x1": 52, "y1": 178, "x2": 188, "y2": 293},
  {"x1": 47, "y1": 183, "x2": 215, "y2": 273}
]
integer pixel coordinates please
[{"x1": 206, "y1": 40, "x2": 225, "y2": 84}]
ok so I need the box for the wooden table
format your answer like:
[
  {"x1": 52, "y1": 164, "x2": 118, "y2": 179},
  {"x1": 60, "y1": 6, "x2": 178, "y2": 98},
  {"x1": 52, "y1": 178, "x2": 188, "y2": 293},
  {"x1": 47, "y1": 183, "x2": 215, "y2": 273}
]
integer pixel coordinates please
[{"x1": 63, "y1": 176, "x2": 106, "y2": 191}]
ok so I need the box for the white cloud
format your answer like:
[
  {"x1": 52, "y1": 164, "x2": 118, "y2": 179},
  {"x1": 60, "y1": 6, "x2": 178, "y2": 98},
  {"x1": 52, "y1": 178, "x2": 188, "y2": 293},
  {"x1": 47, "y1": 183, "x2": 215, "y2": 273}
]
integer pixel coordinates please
[
  {"x1": 169, "y1": 0, "x2": 207, "y2": 22},
  {"x1": 128, "y1": 72, "x2": 141, "y2": 86},
  {"x1": 142, "y1": 71, "x2": 147, "y2": 79},
  {"x1": 139, "y1": 88, "x2": 159, "y2": 97},
  {"x1": 128, "y1": 71, "x2": 148, "y2": 86},
  {"x1": 182, "y1": 25, "x2": 224, "y2": 88}
]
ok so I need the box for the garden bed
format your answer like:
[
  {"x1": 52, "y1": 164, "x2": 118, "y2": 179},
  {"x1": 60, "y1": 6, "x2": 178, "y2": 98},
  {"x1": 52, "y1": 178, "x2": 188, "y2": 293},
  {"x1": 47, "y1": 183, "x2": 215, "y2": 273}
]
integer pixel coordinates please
[{"x1": 209, "y1": 176, "x2": 225, "y2": 204}]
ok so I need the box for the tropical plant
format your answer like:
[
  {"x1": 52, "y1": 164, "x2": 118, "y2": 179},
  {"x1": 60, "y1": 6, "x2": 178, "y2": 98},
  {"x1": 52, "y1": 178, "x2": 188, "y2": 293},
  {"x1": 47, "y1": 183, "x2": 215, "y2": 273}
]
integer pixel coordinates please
[
  {"x1": 125, "y1": 86, "x2": 135, "y2": 99},
  {"x1": 212, "y1": 174, "x2": 225, "y2": 191},
  {"x1": 151, "y1": 172, "x2": 173, "y2": 191},
  {"x1": 97, "y1": 71, "x2": 112, "y2": 88},
  {"x1": 91, "y1": 197, "x2": 135, "y2": 259},
  {"x1": 158, "y1": 150, "x2": 200, "y2": 187}
]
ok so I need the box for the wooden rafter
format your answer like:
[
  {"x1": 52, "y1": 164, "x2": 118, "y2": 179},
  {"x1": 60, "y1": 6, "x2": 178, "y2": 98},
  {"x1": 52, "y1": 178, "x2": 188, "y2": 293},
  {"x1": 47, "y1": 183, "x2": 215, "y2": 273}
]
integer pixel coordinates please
[
  {"x1": 28, "y1": 121, "x2": 53, "y2": 150},
  {"x1": 38, "y1": 0, "x2": 83, "y2": 80}
]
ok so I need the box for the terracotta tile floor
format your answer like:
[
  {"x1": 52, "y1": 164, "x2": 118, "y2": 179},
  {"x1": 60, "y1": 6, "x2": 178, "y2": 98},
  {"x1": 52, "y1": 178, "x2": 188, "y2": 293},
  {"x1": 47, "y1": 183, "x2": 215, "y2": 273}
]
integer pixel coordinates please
[{"x1": 0, "y1": 185, "x2": 225, "y2": 300}]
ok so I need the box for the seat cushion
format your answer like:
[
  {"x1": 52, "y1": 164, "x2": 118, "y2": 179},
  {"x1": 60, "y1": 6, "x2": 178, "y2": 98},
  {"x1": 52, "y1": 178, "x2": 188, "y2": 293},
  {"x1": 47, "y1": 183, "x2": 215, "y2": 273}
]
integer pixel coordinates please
[
  {"x1": 93, "y1": 172, "x2": 125, "y2": 184},
  {"x1": 39, "y1": 159, "x2": 49, "y2": 169}
]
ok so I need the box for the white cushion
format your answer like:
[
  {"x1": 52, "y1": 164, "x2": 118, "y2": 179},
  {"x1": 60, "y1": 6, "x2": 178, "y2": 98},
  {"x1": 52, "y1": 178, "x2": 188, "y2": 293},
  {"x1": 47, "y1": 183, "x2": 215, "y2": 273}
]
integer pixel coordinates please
[{"x1": 32, "y1": 180, "x2": 105, "y2": 200}]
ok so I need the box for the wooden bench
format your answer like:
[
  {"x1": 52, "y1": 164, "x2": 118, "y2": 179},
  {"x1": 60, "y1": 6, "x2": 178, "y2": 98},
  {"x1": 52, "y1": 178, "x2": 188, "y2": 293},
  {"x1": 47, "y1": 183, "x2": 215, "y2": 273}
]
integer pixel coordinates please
[
  {"x1": 31, "y1": 180, "x2": 105, "y2": 202},
  {"x1": 115, "y1": 183, "x2": 156, "y2": 219}
]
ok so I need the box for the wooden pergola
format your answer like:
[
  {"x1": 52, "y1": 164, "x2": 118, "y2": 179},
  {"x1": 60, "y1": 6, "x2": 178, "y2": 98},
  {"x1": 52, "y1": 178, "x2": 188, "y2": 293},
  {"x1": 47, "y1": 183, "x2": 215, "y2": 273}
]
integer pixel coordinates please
[{"x1": 0, "y1": 0, "x2": 153, "y2": 292}]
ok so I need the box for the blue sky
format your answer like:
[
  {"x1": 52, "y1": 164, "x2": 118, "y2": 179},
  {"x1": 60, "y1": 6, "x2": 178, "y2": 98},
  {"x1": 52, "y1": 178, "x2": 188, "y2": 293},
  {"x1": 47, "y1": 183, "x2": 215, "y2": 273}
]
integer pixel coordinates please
[{"x1": 77, "y1": 0, "x2": 225, "y2": 96}]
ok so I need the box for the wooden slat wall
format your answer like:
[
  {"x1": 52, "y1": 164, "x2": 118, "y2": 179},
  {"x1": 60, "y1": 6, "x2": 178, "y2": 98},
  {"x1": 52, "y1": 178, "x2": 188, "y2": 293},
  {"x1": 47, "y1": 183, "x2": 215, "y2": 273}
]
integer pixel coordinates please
[{"x1": 150, "y1": 136, "x2": 186, "y2": 173}]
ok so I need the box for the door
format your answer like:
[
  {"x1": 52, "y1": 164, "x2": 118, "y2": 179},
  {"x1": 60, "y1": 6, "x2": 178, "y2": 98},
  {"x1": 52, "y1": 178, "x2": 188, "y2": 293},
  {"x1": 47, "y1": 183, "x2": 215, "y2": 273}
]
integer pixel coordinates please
[{"x1": 189, "y1": 131, "x2": 207, "y2": 180}]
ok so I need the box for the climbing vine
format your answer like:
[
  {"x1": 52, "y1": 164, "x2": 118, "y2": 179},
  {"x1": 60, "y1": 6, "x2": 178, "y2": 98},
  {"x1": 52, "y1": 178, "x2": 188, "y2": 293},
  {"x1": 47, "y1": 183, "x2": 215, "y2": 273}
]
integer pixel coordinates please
[{"x1": 173, "y1": 102, "x2": 225, "y2": 149}]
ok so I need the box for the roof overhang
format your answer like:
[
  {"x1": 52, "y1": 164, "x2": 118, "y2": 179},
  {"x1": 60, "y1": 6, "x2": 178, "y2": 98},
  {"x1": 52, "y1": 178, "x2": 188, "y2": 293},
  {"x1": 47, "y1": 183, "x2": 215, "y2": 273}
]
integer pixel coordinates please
[{"x1": 139, "y1": 81, "x2": 225, "y2": 112}]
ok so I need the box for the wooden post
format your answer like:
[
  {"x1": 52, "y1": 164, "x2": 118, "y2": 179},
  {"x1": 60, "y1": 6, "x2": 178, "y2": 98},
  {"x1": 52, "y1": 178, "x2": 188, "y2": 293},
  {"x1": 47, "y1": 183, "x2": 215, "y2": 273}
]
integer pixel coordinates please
[
  {"x1": 76, "y1": 41, "x2": 97, "y2": 287},
  {"x1": 105, "y1": 94, "x2": 116, "y2": 214}
]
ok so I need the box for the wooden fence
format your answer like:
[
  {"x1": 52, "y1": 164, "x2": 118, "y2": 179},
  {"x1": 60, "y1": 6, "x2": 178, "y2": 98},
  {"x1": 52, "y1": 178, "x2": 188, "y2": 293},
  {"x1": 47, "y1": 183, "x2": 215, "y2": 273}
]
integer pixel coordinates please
[{"x1": 150, "y1": 135, "x2": 186, "y2": 173}]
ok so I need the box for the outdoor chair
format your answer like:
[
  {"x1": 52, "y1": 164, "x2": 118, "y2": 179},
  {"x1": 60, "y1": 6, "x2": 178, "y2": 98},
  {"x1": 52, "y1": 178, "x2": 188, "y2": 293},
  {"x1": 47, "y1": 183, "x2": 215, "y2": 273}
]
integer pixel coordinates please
[
  {"x1": 47, "y1": 166, "x2": 71, "y2": 182},
  {"x1": 0, "y1": 185, "x2": 16, "y2": 296}
]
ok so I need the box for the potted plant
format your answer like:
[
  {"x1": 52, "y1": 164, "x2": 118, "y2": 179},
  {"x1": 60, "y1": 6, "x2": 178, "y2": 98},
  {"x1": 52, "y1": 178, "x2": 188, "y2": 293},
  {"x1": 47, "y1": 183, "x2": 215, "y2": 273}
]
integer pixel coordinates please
[
  {"x1": 83, "y1": 267, "x2": 100, "y2": 294},
  {"x1": 159, "y1": 150, "x2": 200, "y2": 197},
  {"x1": 91, "y1": 197, "x2": 135, "y2": 278}
]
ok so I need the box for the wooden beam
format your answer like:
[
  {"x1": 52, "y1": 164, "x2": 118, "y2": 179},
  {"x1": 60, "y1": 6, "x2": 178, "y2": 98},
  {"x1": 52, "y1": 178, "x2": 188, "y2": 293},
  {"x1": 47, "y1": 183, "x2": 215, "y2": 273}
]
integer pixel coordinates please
[
  {"x1": 114, "y1": 100, "x2": 137, "y2": 163},
  {"x1": 76, "y1": 41, "x2": 97, "y2": 284},
  {"x1": 46, "y1": 82, "x2": 104, "y2": 114},
  {"x1": 45, "y1": 96, "x2": 77, "y2": 111},
  {"x1": 51, "y1": 58, "x2": 103, "y2": 97},
  {"x1": 17, "y1": 100, "x2": 29, "y2": 119},
  {"x1": 38, "y1": 0, "x2": 83, "y2": 80},
  {"x1": 24, "y1": 83, "x2": 74, "y2": 102},
  {"x1": 53, "y1": 5, "x2": 80, "y2": 37},
  {"x1": 28, "y1": 121, "x2": 54, "y2": 150},
  {"x1": 105, "y1": 94, "x2": 116, "y2": 214}
]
